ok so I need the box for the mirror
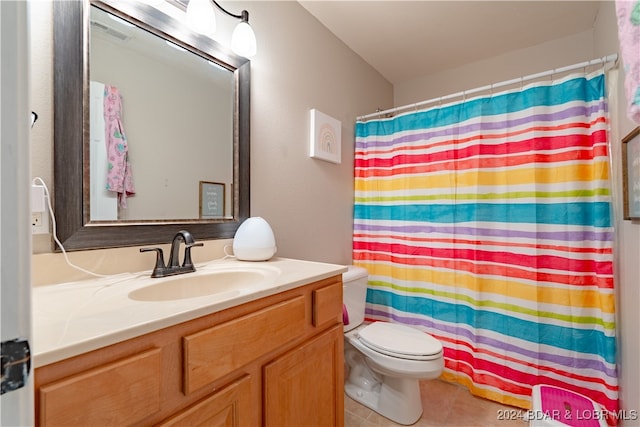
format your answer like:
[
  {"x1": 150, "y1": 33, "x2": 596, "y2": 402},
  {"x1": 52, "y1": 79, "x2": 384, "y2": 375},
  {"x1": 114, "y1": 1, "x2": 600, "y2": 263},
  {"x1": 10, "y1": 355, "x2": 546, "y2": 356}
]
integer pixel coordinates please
[
  {"x1": 53, "y1": 0, "x2": 250, "y2": 251},
  {"x1": 90, "y1": 5, "x2": 235, "y2": 221}
]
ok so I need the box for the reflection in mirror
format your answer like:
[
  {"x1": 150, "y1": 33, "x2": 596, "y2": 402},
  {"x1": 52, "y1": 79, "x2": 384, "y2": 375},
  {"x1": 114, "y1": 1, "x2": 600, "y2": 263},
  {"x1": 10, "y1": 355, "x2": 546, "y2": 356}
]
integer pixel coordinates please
[
  {"x1": 90, "y1": 6, "x2": 234, "y2": 221},
  {"x1": 53, "y1": 0, "x2": 250, "y2": 251}
]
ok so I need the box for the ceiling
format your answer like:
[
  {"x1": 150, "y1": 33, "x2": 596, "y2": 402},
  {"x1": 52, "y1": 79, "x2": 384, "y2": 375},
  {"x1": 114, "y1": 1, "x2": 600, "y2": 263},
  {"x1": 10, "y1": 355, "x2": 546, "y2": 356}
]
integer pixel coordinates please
[{"x1": 298, "y1": 1, "x2": 602, "y2": 85}]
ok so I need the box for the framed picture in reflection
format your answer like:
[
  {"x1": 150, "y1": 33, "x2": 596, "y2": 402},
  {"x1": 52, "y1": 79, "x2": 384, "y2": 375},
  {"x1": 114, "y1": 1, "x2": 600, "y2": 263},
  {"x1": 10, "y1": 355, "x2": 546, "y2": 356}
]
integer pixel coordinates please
[{"x1": 199, "y1": 181, "x2": 225, "y2": 218}]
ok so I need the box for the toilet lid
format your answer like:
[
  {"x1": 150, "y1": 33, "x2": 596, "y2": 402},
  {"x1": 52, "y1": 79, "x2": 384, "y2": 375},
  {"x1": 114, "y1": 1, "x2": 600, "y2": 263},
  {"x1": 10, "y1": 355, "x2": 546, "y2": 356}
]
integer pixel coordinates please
[{"x1": 358, "y1": 322, "x2": 442, "y2": 360}]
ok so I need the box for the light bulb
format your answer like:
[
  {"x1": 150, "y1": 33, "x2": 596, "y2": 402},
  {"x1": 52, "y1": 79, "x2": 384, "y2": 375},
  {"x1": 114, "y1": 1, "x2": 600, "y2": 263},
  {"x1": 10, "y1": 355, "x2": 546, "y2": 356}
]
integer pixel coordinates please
[
  {"x1": 231, "y1": 21, "x2": 257, "y2": 57},
  {"x1": 186, "y1": 0, "x2": 216, "y2": 36}
]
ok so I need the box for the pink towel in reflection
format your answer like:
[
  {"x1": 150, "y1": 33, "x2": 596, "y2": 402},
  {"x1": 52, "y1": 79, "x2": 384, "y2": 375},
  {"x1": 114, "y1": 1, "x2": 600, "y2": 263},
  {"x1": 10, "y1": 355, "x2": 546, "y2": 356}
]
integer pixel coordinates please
[
  {"x1": 104, "y1": 84, "x2": 135, "y2": 208},
  {"x1": 616, "y1": 0, "x2": 640, "y2": 124}
]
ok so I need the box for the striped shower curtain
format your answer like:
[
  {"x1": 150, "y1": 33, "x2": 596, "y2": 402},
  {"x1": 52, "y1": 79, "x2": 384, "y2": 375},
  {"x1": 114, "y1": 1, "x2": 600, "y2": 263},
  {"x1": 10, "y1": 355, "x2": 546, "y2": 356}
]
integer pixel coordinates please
[{"x1": 353, "y1": 71, "x2": 618, "y2": 415}]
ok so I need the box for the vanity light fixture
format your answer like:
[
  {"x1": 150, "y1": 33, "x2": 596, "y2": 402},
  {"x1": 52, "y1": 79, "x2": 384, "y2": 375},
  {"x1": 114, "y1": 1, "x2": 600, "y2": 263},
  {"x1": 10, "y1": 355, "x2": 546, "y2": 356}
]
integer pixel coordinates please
[{"x1": 185, "y1": 0, "x2": 257, "y2": 57}]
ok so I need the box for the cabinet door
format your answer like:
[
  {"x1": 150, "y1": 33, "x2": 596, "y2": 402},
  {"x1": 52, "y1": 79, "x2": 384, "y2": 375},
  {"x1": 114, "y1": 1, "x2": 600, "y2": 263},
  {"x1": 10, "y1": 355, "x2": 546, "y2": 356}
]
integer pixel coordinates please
[
  {"x1": 159, "y1": 375, "x2": 252, "y2": 427},
  {"x1": 264, "y1": 325, "x2": 344, "y2": 427}
]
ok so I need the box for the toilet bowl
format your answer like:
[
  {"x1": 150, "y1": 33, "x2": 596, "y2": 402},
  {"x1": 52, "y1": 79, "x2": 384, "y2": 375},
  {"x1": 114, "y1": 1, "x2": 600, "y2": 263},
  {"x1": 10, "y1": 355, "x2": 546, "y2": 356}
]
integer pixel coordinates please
[{"x1": 343, "y1": 266, "x2": 444, "y2": 425}]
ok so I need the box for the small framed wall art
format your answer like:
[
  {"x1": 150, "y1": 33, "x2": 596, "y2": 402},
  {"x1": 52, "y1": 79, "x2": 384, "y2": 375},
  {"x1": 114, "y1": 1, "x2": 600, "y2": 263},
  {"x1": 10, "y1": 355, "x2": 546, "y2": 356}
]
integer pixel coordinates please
[
  {"x1": 309, "y1": 108, "x2": 341, "y2": 164},
  {"x1": 199, "y1": 181, "x2": 225, "y2": 218},
  {"x1": 622, "y1": 127, "x2": 640, "y2": 220}
]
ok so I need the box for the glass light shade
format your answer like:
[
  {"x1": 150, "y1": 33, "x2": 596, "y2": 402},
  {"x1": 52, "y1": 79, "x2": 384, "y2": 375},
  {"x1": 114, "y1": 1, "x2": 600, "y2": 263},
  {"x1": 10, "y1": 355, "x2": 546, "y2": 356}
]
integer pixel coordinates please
[
  {"x1": 186, "y1": 0, "x2": 216, "y2": 36},
  {"x1": 231, "y1": 21, "x2": 257, "y2": 57}
]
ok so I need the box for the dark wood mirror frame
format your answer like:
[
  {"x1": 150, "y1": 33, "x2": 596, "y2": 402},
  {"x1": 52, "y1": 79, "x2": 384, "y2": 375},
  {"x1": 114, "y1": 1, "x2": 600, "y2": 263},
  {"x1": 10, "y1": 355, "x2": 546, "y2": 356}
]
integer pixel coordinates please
[{"x1": 53, "y1": 0, "x2": 250, "y2": 251}]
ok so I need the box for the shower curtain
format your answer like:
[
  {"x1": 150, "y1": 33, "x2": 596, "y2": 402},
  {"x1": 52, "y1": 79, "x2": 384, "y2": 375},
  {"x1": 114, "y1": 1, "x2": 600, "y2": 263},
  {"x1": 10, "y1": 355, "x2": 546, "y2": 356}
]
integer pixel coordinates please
[{"x1": 353, "y1": 71, "x2": 618, "y2": 415}]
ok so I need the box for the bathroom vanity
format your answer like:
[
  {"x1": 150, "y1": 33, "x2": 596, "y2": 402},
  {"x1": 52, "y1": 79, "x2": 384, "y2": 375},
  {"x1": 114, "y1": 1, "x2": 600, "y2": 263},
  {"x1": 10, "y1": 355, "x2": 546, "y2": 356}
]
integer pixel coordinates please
[{"x1": 33, "y1": 258, "x2": 346, "y2": 426}]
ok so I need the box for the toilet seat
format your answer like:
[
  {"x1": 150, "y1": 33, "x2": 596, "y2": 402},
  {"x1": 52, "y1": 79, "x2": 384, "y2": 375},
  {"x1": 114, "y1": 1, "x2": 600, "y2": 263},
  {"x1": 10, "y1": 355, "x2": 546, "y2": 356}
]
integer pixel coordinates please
[{"x1": 358, "y1": 322, "x2": 442, "y2": 361}]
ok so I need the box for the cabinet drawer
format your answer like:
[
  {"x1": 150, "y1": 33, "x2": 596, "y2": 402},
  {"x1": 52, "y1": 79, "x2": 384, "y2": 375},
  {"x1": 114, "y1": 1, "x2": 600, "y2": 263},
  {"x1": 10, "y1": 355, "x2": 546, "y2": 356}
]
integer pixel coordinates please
[
  {"x1": 183, "y1": 296, "x2": 305, "y2": 394},
  {"x1": 313, "y1": 281, "x2": 342, "y2": 327},
  {"x1": 38, "y1": 348, "x2": 162, "y2": 426}
]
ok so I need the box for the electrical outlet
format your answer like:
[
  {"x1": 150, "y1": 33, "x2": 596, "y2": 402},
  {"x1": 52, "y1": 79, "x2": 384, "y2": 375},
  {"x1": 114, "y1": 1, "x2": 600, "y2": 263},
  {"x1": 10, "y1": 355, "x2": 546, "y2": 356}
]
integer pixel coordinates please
[
  {"x1": 31, "y1": 210, "x2": 49, "y2": 235},
  {"x1": 32, "y1": 212, "x2": 42, "y2": 227},
  {"x1": 31, "y1": 184, "x2": 50, "y2": 235},
  {"x1": 31, "y1": 212, "x2": 49, "y2": 234}
]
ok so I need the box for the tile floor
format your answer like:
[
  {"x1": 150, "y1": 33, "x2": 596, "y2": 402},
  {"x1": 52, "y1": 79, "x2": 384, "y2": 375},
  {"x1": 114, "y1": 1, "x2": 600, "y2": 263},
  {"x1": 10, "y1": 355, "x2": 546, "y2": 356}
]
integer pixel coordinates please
[{"x1": 344, "y1": 379, "x2": 529, "y2": 427}]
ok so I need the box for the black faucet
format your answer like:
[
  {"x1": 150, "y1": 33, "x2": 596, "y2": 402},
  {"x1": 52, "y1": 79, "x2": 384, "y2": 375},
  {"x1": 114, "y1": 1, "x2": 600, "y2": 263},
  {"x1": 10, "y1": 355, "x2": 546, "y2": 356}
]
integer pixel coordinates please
[{"x1": 140, "y1": 230, "x2": 204, "y2": 278}]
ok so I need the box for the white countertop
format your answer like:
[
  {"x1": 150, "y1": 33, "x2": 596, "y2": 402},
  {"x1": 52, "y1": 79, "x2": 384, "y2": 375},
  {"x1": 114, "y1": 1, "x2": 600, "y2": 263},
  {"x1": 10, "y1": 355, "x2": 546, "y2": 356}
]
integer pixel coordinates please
[{"x1": 33, "y1": 257, "x2": 347, "y2": 367}]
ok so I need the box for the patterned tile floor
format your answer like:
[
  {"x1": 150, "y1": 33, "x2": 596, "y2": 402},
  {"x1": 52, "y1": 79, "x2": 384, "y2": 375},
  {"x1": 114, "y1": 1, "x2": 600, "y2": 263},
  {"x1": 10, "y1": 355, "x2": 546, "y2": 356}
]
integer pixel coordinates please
[{"x1": 345, "y1": 379, "x2": 528, "y2": 427}]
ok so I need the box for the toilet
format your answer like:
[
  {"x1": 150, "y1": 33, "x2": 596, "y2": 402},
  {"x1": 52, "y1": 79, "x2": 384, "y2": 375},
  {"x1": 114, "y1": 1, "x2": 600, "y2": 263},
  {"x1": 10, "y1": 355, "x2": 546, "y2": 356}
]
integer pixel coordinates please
[{"x1": 342, "y1": 265, "x2": 444, "y2": 425}]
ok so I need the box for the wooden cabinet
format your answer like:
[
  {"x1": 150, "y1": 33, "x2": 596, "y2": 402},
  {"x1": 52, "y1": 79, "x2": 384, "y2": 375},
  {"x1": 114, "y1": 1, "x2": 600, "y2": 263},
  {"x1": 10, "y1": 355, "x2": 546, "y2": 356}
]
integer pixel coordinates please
[
  {"x1": 264, "y1": 325, "x2": 343, "y2": 426},
  {"x1": 183, "y1": 296, "x2": 306, "y2": 394},
  {"x1": 158, "y1": 375, "x2": 252, "y2": 427},
  {"x1": 38, "y1": 348, "x2": 162, "y2": 426},
  {"x1": 34, "y1": 276, "x2": 344, "y2": 426}
]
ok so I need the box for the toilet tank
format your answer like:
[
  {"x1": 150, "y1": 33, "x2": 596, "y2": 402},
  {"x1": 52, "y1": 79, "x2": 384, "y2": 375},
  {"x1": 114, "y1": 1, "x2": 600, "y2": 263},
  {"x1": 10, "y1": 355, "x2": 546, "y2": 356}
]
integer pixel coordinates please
[{"x1": 342, "y1": 266, "x2": 369, "y2": 332}]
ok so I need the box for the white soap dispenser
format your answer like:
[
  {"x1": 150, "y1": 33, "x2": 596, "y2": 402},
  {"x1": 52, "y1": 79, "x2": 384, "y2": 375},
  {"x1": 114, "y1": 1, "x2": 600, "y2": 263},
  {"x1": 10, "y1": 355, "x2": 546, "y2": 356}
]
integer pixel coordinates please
[{"x1": 232, "y1": 217, "x2": 277, "y2": 261}]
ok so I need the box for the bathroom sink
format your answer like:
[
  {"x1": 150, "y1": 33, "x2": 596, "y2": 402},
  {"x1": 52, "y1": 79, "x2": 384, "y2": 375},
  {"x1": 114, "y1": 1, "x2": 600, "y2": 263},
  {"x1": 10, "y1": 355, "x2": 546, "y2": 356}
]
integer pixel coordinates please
[{"x1": 128, "y1": 266, "x2": 278, "y2": 302}]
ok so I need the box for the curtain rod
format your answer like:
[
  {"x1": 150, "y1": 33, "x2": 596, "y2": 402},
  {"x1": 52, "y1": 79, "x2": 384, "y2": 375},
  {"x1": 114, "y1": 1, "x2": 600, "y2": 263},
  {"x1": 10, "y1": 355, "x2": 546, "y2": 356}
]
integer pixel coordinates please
[{"x1": 357, "y1": 53, "x2": 618, "y2": 121}]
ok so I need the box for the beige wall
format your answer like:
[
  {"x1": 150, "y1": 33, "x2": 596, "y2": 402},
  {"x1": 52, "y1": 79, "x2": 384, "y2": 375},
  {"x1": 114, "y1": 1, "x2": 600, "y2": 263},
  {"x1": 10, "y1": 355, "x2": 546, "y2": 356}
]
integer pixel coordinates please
[
  {"x1": 91, "y1": 34, "x2": 234, "y2": 220},
  {"x1": 239, "y1": 2, "x2": 392, "y2": 264},
  {"x1": 393, "y1": 29, "x2": 596, "y2": 107}
]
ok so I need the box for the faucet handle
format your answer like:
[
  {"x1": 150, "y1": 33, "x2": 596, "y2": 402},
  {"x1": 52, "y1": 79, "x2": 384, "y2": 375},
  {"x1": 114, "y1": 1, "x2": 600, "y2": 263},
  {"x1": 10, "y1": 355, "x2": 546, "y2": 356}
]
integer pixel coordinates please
[
  {"x1": 183, "y1": 242, "x2": 204, "y2": 267},
  {"x1": 140, "y1": 247, "x2": 166, "y2": 277}
]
